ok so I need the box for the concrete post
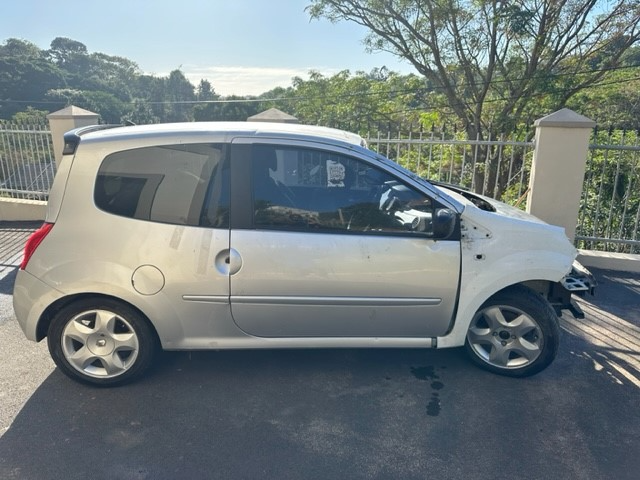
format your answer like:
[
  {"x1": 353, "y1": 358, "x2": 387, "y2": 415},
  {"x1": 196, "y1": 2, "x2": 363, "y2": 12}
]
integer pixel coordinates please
[
  {"x1": 47, "y1": 106, "x2": 100, "y2": 168},
  {"x1": 526, "y1": 108, "x2": 596, "y2": 242}
]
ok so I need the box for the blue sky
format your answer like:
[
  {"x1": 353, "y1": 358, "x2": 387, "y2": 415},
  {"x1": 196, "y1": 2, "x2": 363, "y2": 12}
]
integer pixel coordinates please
[{"x1": 1, "y1": 0, "x2": 413, "y2": 95}]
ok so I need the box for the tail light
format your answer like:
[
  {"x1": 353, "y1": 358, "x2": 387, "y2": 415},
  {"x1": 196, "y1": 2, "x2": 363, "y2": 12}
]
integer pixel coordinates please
[{"x1": 20, "y1": 222, "x2": 54, "y2": 270}]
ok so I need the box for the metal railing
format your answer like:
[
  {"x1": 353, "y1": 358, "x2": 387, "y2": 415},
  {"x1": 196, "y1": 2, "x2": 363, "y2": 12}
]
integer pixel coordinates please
[
  {"x1": 365, "y1": 130, "x2": 534, "y2": 204},
  {"x1": 576, "y1": 130, "x2": 640, "y2": 254},
  {"x1": 0, "y1": 123, "x2": 56, "y2": 201},
  {"x1": 1, "y1": 119, "x2": 638, "y2": 254}
]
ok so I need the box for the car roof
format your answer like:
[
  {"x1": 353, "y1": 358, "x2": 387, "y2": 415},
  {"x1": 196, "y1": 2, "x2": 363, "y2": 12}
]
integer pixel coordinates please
[{"x1": 69, "y1": 121, "x2": 367, "y2": 149}]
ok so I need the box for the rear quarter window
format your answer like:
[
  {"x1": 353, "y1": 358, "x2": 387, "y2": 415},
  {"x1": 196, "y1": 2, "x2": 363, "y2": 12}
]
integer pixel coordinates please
[{"x1": 95, "y1": 143, "x2": 229, "y2": 227}]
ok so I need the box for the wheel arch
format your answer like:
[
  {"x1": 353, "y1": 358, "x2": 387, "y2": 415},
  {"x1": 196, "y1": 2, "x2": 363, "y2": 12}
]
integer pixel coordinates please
[
  {"x1": 438, "y1": 275, "x2": 561, "y2": 348},
  {"x1": 36, "y1": 293, "x2": 161, "y2": 347},
  {"x1": 463, "y1": 282, "x2": 561, "y2": 376}
]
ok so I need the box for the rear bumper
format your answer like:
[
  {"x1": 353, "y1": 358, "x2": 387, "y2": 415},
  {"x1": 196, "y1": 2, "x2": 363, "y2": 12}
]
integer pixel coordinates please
[{"x1": 13, "y1": 269, "x2": 64, "y2": 341}]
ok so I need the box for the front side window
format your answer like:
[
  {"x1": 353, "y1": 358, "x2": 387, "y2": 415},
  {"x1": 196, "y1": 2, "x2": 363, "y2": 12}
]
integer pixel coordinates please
[
  {"x1": 95, "y1": 144, "x2": 229, "y2": 227},
  {"x1": 251, "y1": 145, "x2": 436, "y2": 235}
]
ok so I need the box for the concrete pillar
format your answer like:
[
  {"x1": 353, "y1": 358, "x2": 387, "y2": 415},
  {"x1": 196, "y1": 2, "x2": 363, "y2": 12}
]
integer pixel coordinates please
[
  {"x1": 247, "y1": 108, "x2": 299, "y2": 123},
  {"x1": 526, "y1": 108, "x2": 595, "y2": 242},
  {"x1": 47, "y1": 106, "x2": 100, "y2": 168}
]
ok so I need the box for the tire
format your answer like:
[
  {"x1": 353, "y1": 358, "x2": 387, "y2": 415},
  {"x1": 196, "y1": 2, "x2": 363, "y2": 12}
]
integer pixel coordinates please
[
  {"x1": 47, "y1": 298, "x2": 159, "y2": 386},
  {"x1": 464, "y1": 285, "x2": 560, "y2": 377}
]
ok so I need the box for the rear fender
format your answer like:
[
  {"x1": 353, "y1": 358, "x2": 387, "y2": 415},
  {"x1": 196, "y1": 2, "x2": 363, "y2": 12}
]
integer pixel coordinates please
[{"x1": 33, "y1": 261, "x2": 185, "y2": 346}]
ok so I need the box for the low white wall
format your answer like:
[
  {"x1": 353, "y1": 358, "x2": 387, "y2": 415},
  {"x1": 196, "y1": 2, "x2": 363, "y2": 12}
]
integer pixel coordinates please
[
  {"x1": 0, "y1": 198, "x2": 46, "y2": 221},
  {"x1": 577, "y1": 250, "x2": 640, "y2": 274},
  {"x1": 2, "y1": 198, "x2": 637, "y2": 272}
]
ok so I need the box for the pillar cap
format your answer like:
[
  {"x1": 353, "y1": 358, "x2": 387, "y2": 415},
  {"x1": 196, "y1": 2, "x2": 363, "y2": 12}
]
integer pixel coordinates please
[
  {"x1": 247, "y1": 108, "x2": 299, "y2": 123},
  {"x1": 47, "y1": 105, "x2": 100, "y2": 120},
  {"x1": 534, "y1": 108, "x2": 595, "y2": 128}
]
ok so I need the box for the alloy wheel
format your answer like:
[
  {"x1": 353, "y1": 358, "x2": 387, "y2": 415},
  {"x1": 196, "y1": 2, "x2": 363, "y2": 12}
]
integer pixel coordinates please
[{"x1": 61, "y1": 309, "x2": 140, "y2": 379}]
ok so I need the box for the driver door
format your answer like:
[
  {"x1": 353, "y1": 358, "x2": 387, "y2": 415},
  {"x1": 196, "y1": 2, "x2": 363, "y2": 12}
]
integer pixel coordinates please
[{"x1": 228, "y1": 141, "x2": 461, "y2": 338}]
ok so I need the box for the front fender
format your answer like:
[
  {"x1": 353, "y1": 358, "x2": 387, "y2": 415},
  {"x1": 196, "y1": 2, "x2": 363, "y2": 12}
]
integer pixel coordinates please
[{"x1": 437, "y1": 249, "x2": 575, "y2": 348}]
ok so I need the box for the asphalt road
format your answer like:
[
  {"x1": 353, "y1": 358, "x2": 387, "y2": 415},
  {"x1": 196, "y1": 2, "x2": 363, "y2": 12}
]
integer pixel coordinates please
[{"x1": 0, "y1": 222, "x2": 639, "y2": 479}]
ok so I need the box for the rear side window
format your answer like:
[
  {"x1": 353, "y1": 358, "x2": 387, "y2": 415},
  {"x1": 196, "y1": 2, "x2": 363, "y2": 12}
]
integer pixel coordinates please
[{"x1": 95, "y1": 144, "x2": 229, "y2": 227}]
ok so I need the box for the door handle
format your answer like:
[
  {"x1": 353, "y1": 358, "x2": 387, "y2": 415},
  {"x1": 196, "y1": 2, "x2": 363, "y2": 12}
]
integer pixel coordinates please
[{"x1": 214, "y1": 248, "x2": 242, "y2": 275}]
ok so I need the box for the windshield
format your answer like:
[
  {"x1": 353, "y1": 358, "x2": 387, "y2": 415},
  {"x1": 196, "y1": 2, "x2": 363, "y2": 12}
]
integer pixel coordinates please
[{"x1": 357, "y1": 146, "x2": 440, "y2": 191}]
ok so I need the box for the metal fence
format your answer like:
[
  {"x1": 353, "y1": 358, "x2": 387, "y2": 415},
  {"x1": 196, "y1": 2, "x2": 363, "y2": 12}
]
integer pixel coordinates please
[
  {"x1": 0, "y1": 123, "x2": 56, "y2": 201},
  {"x1": 365, "y1": 130, "x2": 534, "y2": 204},
  {"x1": 1, "y1": 121, "x2": 639, "y2": 254},
  {"x1": 576, "y1": 130, "x2": 640, "y2": 254}
]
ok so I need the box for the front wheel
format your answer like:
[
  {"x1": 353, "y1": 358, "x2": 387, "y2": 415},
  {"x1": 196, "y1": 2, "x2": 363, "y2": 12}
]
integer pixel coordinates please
[
  {"x1": 47, "y1": 298, "x2": 158, "y2": 386},
  {"x1": 465, "y1": 286, "x2": 560, "y2": 377}
]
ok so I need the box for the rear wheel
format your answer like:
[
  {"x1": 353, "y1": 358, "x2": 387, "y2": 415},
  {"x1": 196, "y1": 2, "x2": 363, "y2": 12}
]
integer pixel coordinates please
[
  {"x1": 465, "y1": 286, "x2": 560, "y2": 377},
  {"x1": 47, "y1": 298, "x2": 158, "y2": 386}
]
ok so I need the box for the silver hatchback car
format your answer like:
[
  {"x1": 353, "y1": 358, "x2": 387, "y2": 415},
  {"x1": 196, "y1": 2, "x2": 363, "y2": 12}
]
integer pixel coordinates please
[{"x1": 14, "y1": 122, "x2": 594, "y2": 386}]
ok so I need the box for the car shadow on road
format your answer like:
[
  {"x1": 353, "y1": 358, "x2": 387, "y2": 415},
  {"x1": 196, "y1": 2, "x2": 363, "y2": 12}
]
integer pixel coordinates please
[
  {"x1": 0, "y1": 347, "x2": 467, "y2": 479},
  {"x1": 561, "y1": 268, "x2": 640, "y2": 388},
  {"x1": 0, "y1": 266, "x2": 17, "y2": 295},
  {"x1": 2, "y1": 335, "x2": 640, "y2": 479},
  {"x1": 1, "y1": 269, "x2": 640, "y2": 479}
]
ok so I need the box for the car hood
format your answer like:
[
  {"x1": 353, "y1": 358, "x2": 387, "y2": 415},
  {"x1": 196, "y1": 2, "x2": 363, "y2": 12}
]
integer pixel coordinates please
[
  {"x1": 483, "y1": 196, "x2": 548, "y2": 224},
  {"x1": 434, "y1": 184, "x2": 547, "y2": 224},
  {"x1": 435, "y1": 184, "x2": 576, "y2": 261}
]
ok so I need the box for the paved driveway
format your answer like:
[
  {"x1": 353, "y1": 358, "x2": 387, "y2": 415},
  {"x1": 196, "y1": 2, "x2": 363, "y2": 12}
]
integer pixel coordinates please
[{"x1": 0, "y1": 222, "x2": 639, "y2": 479}]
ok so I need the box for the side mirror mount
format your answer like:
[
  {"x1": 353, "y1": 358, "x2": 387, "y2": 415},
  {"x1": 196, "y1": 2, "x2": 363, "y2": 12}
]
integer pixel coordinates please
[{"x1": 432, "y1": 208, "x2": 456, "y2": 239}]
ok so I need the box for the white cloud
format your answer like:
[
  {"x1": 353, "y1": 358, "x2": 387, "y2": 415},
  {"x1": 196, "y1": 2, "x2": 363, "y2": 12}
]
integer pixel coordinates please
[{"x1": 179, "y1": 65, "x2": 336, "y2": 96}]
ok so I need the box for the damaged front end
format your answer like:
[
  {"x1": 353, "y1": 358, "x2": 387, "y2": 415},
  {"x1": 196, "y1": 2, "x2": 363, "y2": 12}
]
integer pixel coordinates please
[{"x1": 549, "y1": 261, "x2": 597, "y2": 319}]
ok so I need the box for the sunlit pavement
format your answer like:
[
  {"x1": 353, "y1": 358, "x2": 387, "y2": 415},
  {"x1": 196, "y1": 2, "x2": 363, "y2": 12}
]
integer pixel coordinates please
[
  {"x1": 0, "y1": 221, "x2": 639, "y2": 479},
  {"x1": 0, "y1": 222, "x2": 54, "y2": 438},
  {"x1": 568, "y1": 275, "x2": 640, "y2": 388}
]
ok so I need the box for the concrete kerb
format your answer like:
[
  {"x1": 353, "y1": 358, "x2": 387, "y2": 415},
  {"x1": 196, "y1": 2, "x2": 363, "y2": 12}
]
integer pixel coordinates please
[
  {"x1": 0, "y1": 198, "x2": 46, "y2": 222},
  {"x1": 577, "y1": 250, "x2": 640, "y2": 274}
]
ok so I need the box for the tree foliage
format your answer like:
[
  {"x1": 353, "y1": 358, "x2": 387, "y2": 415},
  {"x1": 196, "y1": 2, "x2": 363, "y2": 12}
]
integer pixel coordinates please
[
  {"x1": 567, "y1": 47, "x2": 640, "y2": 128},
  {"x1": 10, "y1": 107, "x2": 49, "y2": 124},
  {"x1": 260, "y1": 68, "x2": 438, "y2": 133},
  {"x1": 308, "y1": 0, "x2": 640, "y2": 138},
  {"x1": 1, "y1": 29, "x2": 639, "y2": 134},
  {"x1": 0, "y1": 37, "x2": 202, "y2": 123},
  {"x1": 0, "y1": 39, "x2": 65, "y2": 118}
]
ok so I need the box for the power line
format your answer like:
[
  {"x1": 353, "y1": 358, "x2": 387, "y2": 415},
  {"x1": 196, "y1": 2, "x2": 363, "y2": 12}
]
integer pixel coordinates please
[
  {"x1": 367, "y1": 75, "x2": 640, "y2": 119},
  {"x1": 1, "y1": 63, "x2": 639, "y2": 107},
  {"x1": 136, "y1": 63, "x2": 640, "y2": 106}
]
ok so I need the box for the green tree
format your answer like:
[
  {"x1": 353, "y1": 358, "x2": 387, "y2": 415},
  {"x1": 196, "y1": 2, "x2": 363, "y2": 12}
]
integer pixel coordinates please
[
  {"x1": 11, "y1": 107, "x2": 49, "y2": 124},
  {"x1": 567, "y1": 47, "x2": 640, "y2": 128},
  {"x1": 279, "y1": 69, "x2": 431, "y2": 132},
  {"x1": 121, "y1": 99, "x2": 159, "y2": 125},
  {"x1": 132, "y1": 74, "x2": 168, "y2": 121},
  {"x1": 48, "y1": 37, "x2": 88, "y2": 66},
  {"x1": 165, "y1": 70, "x2": 196, "y2": 122},
  {"x1": 308, "y1": 0, "x2": 640, "y2": 138},
  {"x1": 196, "y1": 79, "x2": 218, "y2": 101},
  {"x1": 193, "y1": 79, "x2": 223, "y2": 121},
  {"x1": 194, "y1": 95, "x2": 261, "y2": 121},
  {"x1": 0, "y1": 39, "x2": 65, "y2": 117},
  {"x1": 47, "y1": 38, "x2": 139, "y2": 104}
]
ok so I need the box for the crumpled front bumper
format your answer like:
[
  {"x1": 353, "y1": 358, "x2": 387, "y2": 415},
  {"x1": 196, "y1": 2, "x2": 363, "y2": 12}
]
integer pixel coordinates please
[
  {"x1": 550, "y1": 261, "x2": 597, "y2": 318},
  {"x1": 561, "y1": 260, "x2": 597, "y2": 296}
]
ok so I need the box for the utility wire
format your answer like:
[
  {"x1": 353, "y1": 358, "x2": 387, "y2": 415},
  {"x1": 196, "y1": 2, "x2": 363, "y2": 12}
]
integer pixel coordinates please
[{"x1": 1, "y1": 63, "x2": 639, "y2": 106}]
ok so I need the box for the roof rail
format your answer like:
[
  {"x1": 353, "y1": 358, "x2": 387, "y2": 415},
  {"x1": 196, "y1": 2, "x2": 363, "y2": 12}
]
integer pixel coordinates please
[{"x1": 62, "y1": 124, "x2": 122, "y2": 155}]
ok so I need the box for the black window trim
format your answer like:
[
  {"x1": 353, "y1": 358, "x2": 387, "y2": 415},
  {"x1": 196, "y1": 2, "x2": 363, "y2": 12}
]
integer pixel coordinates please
[
  {"x1": 232, "y1": 141, "x2": 461, "y2": 241},
  {"x1": 94, "y1": 142, "x2": 230, "y2": 229}
]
